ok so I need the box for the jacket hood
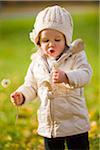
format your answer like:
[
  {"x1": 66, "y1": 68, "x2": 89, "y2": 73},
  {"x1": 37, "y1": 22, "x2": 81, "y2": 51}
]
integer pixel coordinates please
[{"x1": 69, "y1": 38, "x2": 84, "y2": 54}]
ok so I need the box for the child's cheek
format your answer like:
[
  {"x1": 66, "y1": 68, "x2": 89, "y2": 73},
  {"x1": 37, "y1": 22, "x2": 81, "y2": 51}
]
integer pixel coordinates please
[
  {"x1": 44, "y1": 51, "x2": 48, "y2": 56},
  {"x1": 43, "y1": 50, "x2": 49, "y2": 56}
]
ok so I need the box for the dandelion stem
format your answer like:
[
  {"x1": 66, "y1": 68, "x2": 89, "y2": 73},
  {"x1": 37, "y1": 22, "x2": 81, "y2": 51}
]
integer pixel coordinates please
[{"x1": 15, "y1": 106, "x2": 19, "y2": 126}]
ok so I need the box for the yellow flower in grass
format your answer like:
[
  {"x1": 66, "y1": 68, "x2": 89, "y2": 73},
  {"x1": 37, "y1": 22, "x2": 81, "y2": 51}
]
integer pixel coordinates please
[
  {"x1": 89, "y1": 121, "x2": 98, "y2": 138},
  {"x1": 89, "y1": 108, "x2": 96, "y2": 120},
  {"x1": 91, "y1": 121, "x2": 97, "y2": 132}
]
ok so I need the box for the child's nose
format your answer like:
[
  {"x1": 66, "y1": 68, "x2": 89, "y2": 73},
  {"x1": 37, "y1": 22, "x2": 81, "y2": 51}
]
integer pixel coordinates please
[{"x1": 49, "y1": 41, "x2": 55, "y2": 47}]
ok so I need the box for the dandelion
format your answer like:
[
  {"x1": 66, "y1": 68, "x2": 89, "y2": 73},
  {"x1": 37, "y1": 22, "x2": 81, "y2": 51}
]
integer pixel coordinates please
[
  {"x1": 89, "y1": 121, "x2": 98, "y2": 138},
  {"x1": 1, "y1": 78, "x2": 11, "y2": 88},
  {"x1": 6, "y1": 135, "x2": 12, "y2": 141},
  {"x1": 90, "y1": 121, "x2": 97, "y2": 132}
]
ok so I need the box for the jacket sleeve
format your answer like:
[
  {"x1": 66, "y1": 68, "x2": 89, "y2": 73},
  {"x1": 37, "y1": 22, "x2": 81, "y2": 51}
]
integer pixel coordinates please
[
  {"x1": 16, "y1": 62, "x2": 37, "y2": 103},
  {"x1": 65, "y1": 50, "x2": 92, "y2": 88}
]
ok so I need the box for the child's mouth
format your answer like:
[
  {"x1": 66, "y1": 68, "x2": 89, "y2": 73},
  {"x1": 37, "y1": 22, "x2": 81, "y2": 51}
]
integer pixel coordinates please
[
  {"x1": 49, "y1": 49, "x2": 55, "y2": 54},
  {"x1": 50, "y1": 50, "x2": 54, "y2": 53}
]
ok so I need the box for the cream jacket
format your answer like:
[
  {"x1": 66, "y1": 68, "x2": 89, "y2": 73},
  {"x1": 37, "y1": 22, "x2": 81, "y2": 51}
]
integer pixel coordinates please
[{"x1": 17, "y1": 39, "x2": 92, "y2": 138}]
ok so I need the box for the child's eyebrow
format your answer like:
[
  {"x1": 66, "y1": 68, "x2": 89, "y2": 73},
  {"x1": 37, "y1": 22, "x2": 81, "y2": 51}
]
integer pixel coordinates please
[
  {"x1": 55, "y1": 34, "x2": 63, "y2": 38},
  {"x1": 41, "y1": 34, "x2": 63, "y2": 39},
  {"x1": 56, "y1": 36, "x2": 62, "y2": 38},
  {"x1": 41, "y1": 37, "x2": 48, "y2": 40}
]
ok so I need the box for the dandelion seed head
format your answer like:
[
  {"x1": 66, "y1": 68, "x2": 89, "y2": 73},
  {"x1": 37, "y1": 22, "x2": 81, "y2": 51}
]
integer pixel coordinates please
[{"x1": 1, "y1": 79, "x2": 11, "y2": 88}]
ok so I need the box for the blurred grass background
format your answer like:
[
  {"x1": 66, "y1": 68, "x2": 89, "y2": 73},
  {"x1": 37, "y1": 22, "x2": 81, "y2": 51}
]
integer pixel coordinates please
[{"x1": 0, "y1": 1, "x2": 99, "y2": 150}]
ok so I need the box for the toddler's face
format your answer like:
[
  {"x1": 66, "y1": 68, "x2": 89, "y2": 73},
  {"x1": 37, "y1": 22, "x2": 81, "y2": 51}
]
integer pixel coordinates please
[{"x1": 39, "y1": 29, "x2": 65, "y2": 58}]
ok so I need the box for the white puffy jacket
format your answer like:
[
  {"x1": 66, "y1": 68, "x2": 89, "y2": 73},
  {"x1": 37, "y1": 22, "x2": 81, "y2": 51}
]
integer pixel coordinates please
[{"x1": 17, "y1": 39, "x2": 92, "y2": 138}]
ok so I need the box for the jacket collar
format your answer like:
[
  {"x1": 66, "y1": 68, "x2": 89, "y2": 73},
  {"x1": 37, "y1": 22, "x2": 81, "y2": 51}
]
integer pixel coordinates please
[{"x1": 31, "y1": 39, "x2": 84, "y2": 71}]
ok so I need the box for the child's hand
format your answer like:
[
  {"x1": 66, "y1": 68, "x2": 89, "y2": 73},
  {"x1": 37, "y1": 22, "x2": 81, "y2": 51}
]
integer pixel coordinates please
[
  {"x1": 10, "y1": 92, "x2": 25, "y2": 106},
  {"x1": 52, "y1": 68, "x2": 69, "y2": 84}
]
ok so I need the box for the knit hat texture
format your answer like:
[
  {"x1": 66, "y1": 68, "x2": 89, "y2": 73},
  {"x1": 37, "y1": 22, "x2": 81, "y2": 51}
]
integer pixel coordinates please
[{"x1": 29, "y1": 5, "x2": 73, "y2": 46}]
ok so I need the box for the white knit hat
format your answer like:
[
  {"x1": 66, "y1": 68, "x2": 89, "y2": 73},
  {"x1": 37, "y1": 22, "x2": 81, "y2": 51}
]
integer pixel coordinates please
[{"x1": 29, "y1": 5, "x2": 73, "y2": 46}]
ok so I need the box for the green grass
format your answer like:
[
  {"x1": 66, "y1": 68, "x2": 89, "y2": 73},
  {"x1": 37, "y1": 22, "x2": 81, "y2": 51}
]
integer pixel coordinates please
[{"x1": 0, "y1": 10, "x2": 99, "y2": 150}]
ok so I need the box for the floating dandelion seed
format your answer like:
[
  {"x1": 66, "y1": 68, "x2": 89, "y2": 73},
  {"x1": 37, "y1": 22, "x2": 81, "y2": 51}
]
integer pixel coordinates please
[{"x1": 1, "y1": 79, "x2": 11, "y2": 88}]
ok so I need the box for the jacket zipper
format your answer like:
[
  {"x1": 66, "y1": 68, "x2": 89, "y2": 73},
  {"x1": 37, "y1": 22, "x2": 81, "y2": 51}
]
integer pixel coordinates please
[{"x1": 41, "y1": 51, "x2": 73, "y2": 137}]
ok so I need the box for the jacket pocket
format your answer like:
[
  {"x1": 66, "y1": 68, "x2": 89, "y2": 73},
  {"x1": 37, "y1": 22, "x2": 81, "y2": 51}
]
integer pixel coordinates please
[{"x1": 53, "y1": 97, "x2": 73, "y2": 121}]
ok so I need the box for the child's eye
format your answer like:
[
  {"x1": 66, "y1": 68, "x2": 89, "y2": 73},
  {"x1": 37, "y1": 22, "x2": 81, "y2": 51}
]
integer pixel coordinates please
[
  {"x1": 55, "y1": 39, "x2": 61, "y2": 42},
  {"x1": 42, "y1": 39, "x2": 49, "y2": 42}
]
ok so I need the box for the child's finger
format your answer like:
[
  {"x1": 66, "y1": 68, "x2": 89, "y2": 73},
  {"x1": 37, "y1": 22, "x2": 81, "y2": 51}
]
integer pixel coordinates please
[
  {"x1": 10, "y1": 96, "x2": 16, "y2": 106},
  {"x1": 52, "y1": 74, "x2": 59, "y2": 83},
  {"x1": 10, "y1": 92, "x2": 22, "y2": 106}
]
